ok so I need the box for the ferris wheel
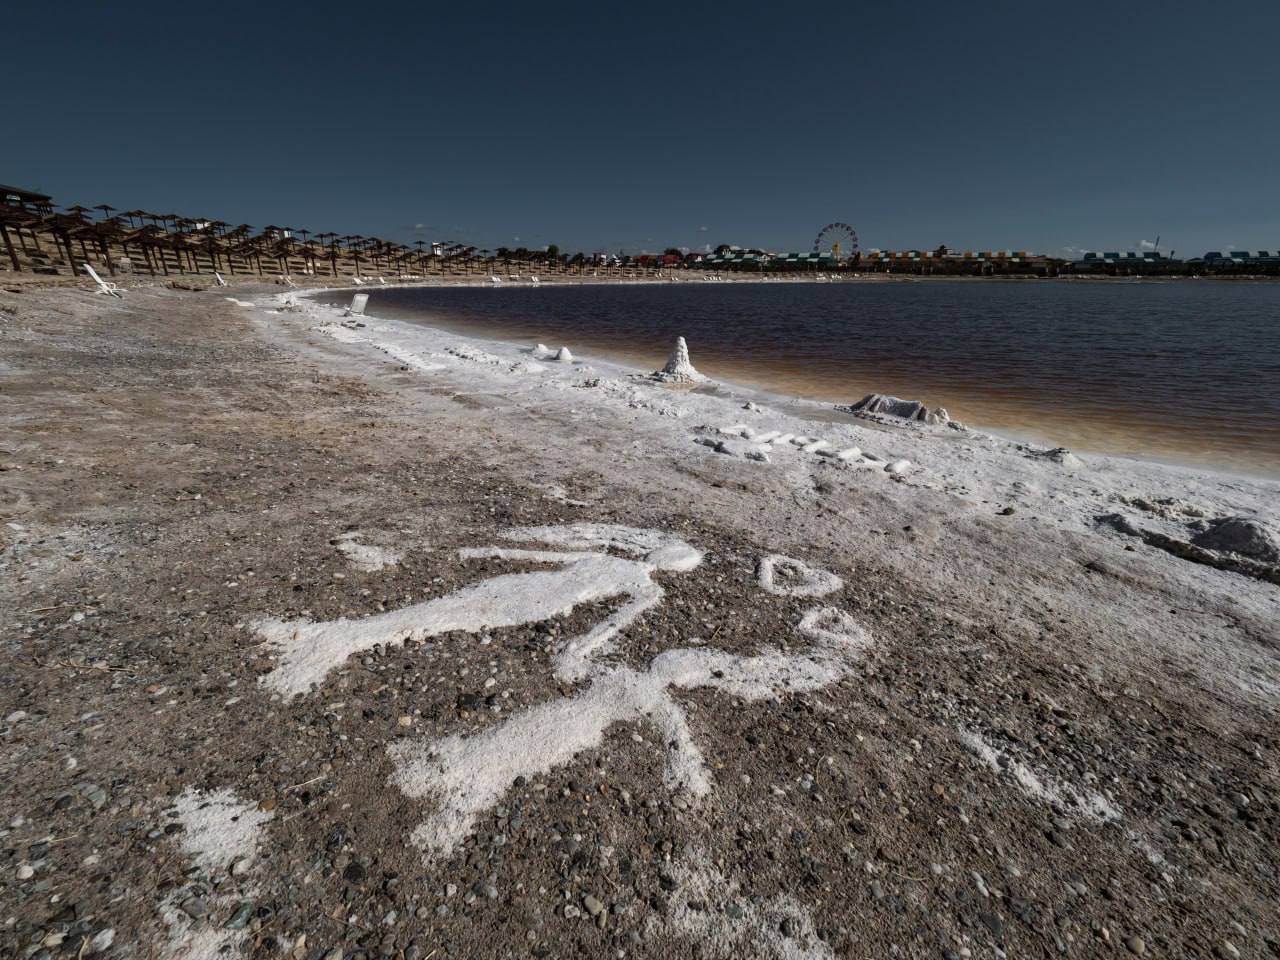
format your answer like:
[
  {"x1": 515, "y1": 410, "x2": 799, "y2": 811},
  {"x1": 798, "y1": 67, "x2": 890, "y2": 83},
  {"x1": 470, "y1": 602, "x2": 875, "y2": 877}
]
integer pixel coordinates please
[{"x1": 813, "y1": 223, "x2": 859, "y2": 260}]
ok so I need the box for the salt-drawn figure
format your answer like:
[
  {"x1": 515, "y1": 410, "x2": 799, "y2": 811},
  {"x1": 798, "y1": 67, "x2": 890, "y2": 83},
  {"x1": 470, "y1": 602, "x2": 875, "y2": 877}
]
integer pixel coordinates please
[
  {"x1": 255, "y1": 523, "x2": 704, "y2": 697},
  {"x1": 389, "y1": 605, "x2": 871, "y2": 858}
]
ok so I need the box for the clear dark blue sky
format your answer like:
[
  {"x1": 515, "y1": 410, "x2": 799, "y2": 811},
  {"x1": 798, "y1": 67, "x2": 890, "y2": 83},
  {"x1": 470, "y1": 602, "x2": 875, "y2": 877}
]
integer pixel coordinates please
[{"x1": 8, "y1": 1, "x2": 1279, "y2": 256}]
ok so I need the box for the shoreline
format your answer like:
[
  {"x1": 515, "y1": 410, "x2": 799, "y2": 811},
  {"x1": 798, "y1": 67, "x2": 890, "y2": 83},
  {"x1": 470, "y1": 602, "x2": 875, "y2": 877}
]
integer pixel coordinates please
[
  {"x1": 305, "y1": 285, "x2": 1280, "y2": 481},
  {"x1": 284, "y1": 286, "x2": 1280, "y2": 501}
]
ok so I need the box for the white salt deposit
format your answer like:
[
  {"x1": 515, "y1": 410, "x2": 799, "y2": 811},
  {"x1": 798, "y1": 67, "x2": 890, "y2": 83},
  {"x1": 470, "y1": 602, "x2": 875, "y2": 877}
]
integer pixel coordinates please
[
  {"x1": 651, "y1": 336, "x2": 709, "y2": 383},
  {"x1": 255, "y1": 524, "x2": 703, "y2": 696},
  {"x1": 389, "y1": 602, "x2": 872, "y2": 858},
  {"x1": 161, "y1": 787, "x2": 273, "y2": 960},
  {"x1": 555, "y1": 346, "x2": 573, "y2": 362},
  {"x1": 171, "y1": 786, "x2": 273, "y2": 873},
  {"x1": 508, "y1": 359, "x2": 548, "y2": 374},
  {"x1": 333, "y1": 532, "x2": 400, "y2": 572},
  {"x1": 959, "y1": 729, "x2": 1120, "y2": 822},
  {"x1": 757, "y1": 555, "x2": 844, "y2": 598},
  {"x1": 646, "y1": 846, "x2": 834, "y2": 960}
]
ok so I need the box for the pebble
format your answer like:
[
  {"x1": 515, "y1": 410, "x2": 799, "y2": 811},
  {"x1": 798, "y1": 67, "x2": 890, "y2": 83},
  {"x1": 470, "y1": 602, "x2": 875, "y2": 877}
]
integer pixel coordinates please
[
  {"x1": 16, "y1": 863, "x2": 34, "y2": 880},
  {"x1": 230, "y1": 857, "x2": 251, "y2": 877},
  {"x1": 583, "y1": 895, "x2": 605, "y2": 917},
  {"x1": 1216, "y1": 942, "x2": 1240, "y2": 959},
  {"x1": 180, "y1": 896, "x2": 209, "y2": 919},
  {"x1": 1125, "y1": 935, "x2": 1146, "y2": 955},
  {"x1": 6, "y1": 710, "x2": 27, "y2": 723},
  {"x1": 87, "y1": 929, "x2": 115, "y2": 954},
  {"x1": 563, "y1": 904, "x2": 581, "y2": 920},
  {"x1": 224, "y1": 902, "x2": 253, "y2": 929}
]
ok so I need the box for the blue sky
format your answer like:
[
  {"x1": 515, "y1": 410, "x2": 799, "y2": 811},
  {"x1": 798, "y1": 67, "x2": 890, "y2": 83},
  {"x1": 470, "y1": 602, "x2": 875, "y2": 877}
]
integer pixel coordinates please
[{"x1": 7, "y1": 1, "x2": 1279, "y2": 257}]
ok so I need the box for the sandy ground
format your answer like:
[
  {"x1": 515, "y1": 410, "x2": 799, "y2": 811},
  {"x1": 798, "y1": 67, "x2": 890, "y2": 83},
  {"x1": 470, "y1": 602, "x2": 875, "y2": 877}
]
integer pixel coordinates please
[{"x1": 1, "y1": 280, "x2": 1277, "y2": 960}]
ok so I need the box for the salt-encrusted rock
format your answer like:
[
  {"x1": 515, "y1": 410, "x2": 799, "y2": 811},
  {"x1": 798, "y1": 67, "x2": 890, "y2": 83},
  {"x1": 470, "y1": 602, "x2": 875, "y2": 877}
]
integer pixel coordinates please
[
  {"x1": 1038, "y1": 447, "x2": 1084, "y2": 469},
  {"x1": 1191, "y1": 517, "x2": 1280, "y2": 562},
  {"x1": 885, "y1": 459, "x2": 911, "y2": 475},
  {"x1": 842, "y1": 393, "x2": 949, "y2": 425},
  {"x1": 651, "y1": 337, "x2": 709, "y2": 383}
]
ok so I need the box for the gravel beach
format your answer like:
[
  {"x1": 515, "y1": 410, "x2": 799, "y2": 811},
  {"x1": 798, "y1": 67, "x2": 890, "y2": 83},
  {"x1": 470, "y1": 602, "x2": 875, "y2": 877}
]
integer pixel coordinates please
[{"x1": 2, "y1": 278, "x2": 1277, "y2": 960}]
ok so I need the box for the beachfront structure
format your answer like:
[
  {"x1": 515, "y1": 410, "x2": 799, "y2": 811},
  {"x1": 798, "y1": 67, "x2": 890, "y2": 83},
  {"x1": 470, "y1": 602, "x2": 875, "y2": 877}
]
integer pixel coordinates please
[
  {"x1": 7, "y1": 185, "x2": 1280, "y2": 282},
  {"x1": 860, "y1": 249, "x2": 1061, "y2": 277}
]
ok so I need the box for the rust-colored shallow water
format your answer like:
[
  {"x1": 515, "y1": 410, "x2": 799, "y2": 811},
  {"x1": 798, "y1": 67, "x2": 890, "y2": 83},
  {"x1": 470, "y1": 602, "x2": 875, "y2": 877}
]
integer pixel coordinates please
[{"x1": 318, "y1": 280, "x2": 1280, "y2": 477}]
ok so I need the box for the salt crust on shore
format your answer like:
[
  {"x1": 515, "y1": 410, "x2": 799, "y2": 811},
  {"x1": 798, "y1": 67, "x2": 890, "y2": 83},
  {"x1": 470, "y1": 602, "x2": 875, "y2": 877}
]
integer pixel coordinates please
[
  {"x1": 388, "y1": 564, "x2": 871, "y2": 858},
  {"x1": 757, "y1": 554, "x2": 845, "y2": 597},
  {"x1": 333, "y1": 531, "x2": 400, "y2": 572},
  {"x1": 256, "y1": 523, "x2": 704, "y2": 696},
  {"x1": 284, "y1": 291, "x2": 1279, "y2": 707},
  {"x1": 959, "y1": 729, "x2": 1120, "y2": 822},
  {"x1": 647, "y1": 846, "x2": 834, "y2": 960},
  {"x1": 161, "y1": 788, "x2": 273, "y2": 960}
]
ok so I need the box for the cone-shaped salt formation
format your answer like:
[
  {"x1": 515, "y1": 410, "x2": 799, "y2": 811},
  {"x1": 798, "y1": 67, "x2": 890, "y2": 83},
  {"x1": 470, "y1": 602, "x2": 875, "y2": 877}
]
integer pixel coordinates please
[{"x1": 651, "y1": 337, "x2": 708, "y2": 383}]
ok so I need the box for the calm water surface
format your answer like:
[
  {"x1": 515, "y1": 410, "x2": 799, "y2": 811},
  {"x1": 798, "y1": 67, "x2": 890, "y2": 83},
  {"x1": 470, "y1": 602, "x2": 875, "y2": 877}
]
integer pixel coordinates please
[{"x1": 320, "y1": 281, "x2": 1280, "y2": 475}]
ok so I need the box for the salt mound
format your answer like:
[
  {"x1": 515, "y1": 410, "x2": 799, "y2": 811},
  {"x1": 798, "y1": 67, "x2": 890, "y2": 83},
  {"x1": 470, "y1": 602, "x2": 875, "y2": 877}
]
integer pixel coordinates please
[
  {"x1": 555, "y1": 347, "x2": 573, "y2": 362},
  {"x1": 842, "y1": 393, "x2": 949, "y2": 425},
  {"x1": 1191, "y1": 516, "x2": 1280, "y2": 562},
  {"x1": 651, "y1": 337, "x2": 709, "y2": 383}
]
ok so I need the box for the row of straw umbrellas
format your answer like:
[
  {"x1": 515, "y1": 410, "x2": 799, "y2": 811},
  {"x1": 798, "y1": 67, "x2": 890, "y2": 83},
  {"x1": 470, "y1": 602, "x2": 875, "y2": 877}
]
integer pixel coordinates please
[
  {"x1": 0, "y1": 196, "x2": 657, "y2": 280},
  {"x1": 0, "y1": 198, "x2": 501, "y2": 278}
]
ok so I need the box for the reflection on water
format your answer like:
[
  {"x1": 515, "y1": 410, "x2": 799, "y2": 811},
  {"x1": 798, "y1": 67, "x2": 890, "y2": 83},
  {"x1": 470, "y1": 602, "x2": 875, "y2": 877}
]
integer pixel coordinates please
[{"x1": 316, "y1": 281, "x2": 1280, "y2": 476}]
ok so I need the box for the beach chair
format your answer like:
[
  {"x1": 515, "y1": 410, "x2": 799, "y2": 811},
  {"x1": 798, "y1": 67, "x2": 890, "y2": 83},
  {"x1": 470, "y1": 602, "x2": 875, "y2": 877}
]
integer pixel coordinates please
[
  {"x1": 346, "y1": 293, "x2": 369, "y2": 317},
  {"x1": 84, "y1": 264, "x2": 123, "y2": 298}
]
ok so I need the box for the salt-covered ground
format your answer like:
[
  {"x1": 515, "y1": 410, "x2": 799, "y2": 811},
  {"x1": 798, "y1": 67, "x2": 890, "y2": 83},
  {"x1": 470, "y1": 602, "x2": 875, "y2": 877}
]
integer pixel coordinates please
[
  {"x1": 1, "y1": 280, "x2": 1276, "y2": 960},
  {"x1": 293, "y1": 288, "x2": 1280, "y2": 705}
]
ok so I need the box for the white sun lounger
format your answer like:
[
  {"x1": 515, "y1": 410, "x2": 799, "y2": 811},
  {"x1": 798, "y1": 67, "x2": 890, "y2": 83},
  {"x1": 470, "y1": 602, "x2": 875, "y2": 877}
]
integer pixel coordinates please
[
  {"x1": 346, "y1": 293, "x2": 369, "y2": 317},
  {"x1": 84, "y1": 264, "x2": 122, "y2": 298}
]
